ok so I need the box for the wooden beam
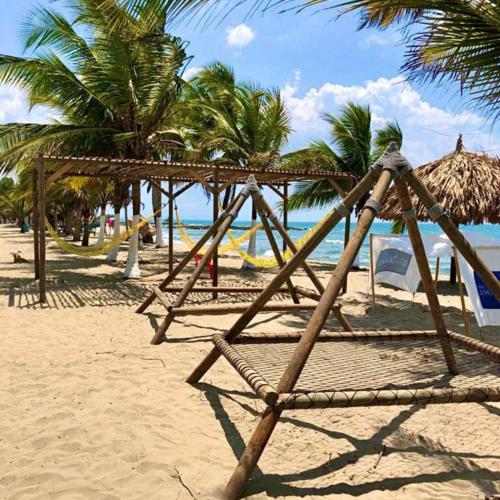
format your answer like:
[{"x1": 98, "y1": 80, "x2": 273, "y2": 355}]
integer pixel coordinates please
[
  {"x1": 32, "y1": 167, "x2": 40, "y2": 280},
  {"x1": 153, "y1": 286, "x2": 171, "y2": 310},
  {"x1": 218, "y1": 174, "x2": 241, "y2": 193},
  {"x1": 328, "y1": 178, "x2": 347, "y2": 197},
  {"x1": 37, "y1": 157, "x2": 47, "y2": 303}
]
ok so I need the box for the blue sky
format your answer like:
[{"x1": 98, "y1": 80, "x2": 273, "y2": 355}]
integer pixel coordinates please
[{"x1": 1, "y1": 1, "x2": 499, "y2": 221}]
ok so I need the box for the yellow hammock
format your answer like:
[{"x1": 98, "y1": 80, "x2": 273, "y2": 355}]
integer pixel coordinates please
[
  {"x1": 46, "y1": 206, "x2": 163, "y2": 257},
  {"x1": 228, "y1": 209, "x2": 334, "y2": 269},
  {"x1": 175, "y1": 206, "x2": 262, "y2": 256}
]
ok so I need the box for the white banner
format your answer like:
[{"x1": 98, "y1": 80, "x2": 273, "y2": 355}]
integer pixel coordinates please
[
  {"x1": 457, "y1": 246, "x2": 500, "y2": 327},
  {"x1": 371, "y1": 235, "x2": 421, "y2": 293}
]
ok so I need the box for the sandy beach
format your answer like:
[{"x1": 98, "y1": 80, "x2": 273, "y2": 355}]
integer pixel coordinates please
[{"x1": 1, "y1": 223, "x2": 499, "y2": 500}]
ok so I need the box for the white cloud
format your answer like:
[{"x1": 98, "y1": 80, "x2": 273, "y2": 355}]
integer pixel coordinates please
[
  {"x1": 183, "y1": 66, "x2": 202, "y2": 80},
  {"x1": 0, "y1": 85, "x2": 56, "y2": 124},
  {"x1": 281, "y1": 74, "x2": 499, "y2": 165},
  {"x1": 359, "y1": 31, "x2": 400, "y2": 48},
  {"x1": 226, "y1": 24, "x2": 255, "y2": 48}
]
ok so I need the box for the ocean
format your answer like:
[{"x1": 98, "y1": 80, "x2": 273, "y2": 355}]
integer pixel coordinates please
[{"x1": 164, "y1": 219, "x2": 500, "y2": 275}]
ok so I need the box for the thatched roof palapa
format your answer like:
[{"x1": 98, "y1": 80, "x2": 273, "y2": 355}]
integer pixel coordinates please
[{"x1": 380, "y1": 135, "x2": 500, "y2": 225}]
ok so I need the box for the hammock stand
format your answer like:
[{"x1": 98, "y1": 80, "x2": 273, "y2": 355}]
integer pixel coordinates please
[
  {"x1": 136, "y1": 175, "x2": 353, "y2": 344},
  {"x1": 185, "y1": 144, "x2": 500, "y2": 500}
]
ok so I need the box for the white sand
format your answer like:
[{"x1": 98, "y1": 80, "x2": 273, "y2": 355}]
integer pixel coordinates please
[{"x1": 1, "y1": 223, "x2": 499, "y2": 499}]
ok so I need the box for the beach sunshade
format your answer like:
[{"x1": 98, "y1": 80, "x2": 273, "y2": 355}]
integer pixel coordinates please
[
  {"x1": 185, "y1": 144, "x2": 500, "y2": 500},
  {"x1": 380, "y1": 135, "x2": 500, "y2": 225}
]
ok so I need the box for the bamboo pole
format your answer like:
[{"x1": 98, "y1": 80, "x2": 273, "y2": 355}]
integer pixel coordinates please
[
  {"x1": 278, "y1": 386, "x2": 500, "y2": 410},
  {"x1": 170, "y1": 302, "x2": 321, "y2": 316},
  {"x1": 187, "y1": 166, "x2": 380, "y2": 385},
  {"x1": 212, "y1": 171, "x2": 219, "y2": 299},
  {"x1": 135, "y1": 195, "x2": 240, "y2": 314},
  {"x1": 150, "y1": 179, "x2": 255, "y2": 344},
  {"x1": 394, "y1": 178, "x2": 458, "y2": 374},
  {"x1": 213, "y1": 335, "x2": 279, "y2": 405},
  {"x1": 404, "y1": 169, "x2": 500, "y2": 301},
  {"x1": 160, "y1": 286, "x2": 290, "y2": 294},
  {"x1": 220, "y1": 169, "x2": 394, "y2": 500},
  {"x1": 37, "y1": 156, "x2": 47, "y2": 303},
  {"x1": 253, "y1": 192, "x2": 353, "y2": 331},
  {"x1": 252, "y1": 192, "x2": 299, "y2": 304},
  {"x1": 32, "y1": 166, "x2": 40, "y2": 280},
  {"x1": 453, "y1": 247, "x2": 472, "y2": 337},
  {"x1": 449, "y1": 331, "x2": 500, "y2": 362},
  {"x1": 168, "y1": 177, "x2": 174, "y2": 274},
  {"x1": 369, "y1": 233, "x2": 376, "y2": 308}
]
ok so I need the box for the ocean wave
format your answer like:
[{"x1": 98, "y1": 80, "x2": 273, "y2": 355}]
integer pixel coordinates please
[{"x1": 325, "y1": 239, "x2": 344, "y2": 245}]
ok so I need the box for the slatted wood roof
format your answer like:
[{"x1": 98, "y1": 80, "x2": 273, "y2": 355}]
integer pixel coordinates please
[{"x1": 42, "y1": 155, "x2": 352, "y2": 187}]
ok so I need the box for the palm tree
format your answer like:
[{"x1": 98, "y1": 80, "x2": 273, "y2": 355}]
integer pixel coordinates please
[
  {"x1": 0, "y1": 0, "x2": 190, "y2": 277},
  {"x1": 188, "y1": 62, "x2": 291, "y2": 266},
  {"x1": 282, "y1": 102, "x2": 402, "y2": 265},
  {"x1": 116, "y1": 0, "x2": 500, "y2": 121}
]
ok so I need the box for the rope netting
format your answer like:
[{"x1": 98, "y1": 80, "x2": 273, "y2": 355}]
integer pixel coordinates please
[{"x1": 46, "y1": 206, "x2": 164, "y2": 257}]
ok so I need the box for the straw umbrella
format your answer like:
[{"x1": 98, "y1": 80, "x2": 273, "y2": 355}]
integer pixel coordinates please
[{"x1": 380, "y1": 135, "x2": 500, "y2": 281}]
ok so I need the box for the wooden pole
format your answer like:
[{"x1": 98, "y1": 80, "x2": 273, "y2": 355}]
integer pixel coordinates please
[
  {"x1": 150, "y1": 179, "x2": 254, "y2": 344},
  {"x1": 434, "y1": 257, "x2": 440, "y2": 285},
  {"x1": 282, "y1": 182, "x2": 288, "y2": 253},
  {"x1": 252, "y1": 192, "x2": 299, "y2": 304},
  {"x1": 404, "y1": 169, "x2": 500, "y2": 301},
  {"x1": 37, "y1": 156, "x2": 47, "y2": 303},
  {"x1": 453, "y1": 247, "x2": 472, "y2": 337},
  {"x1": 187, "y1": 167, "x2": 380, "y2": 385},
  {"x1": 369, "y1": 233, "x2": 376, "y2": 308},
  {"x1": 394, "y1": 178, "x2": 458, "y2": 374},
  {"x1": 168, "y1": 177, "x2": 174, "y2": 274},
  {"x1": 32, "y1": 166, "x2": 40, "y2": 280},
  {"x1": 221, "y1": 169, "x2": 395, "y2": 500},
  {"x1": 342, "y1": 177, "x2": 353, "y2": 294},
  {"x1": 212, "y1": 171, "x2": 219, "y2": 299},
  {"x1": 136, "y1": 195, "x2": 240, "y2": 314}
]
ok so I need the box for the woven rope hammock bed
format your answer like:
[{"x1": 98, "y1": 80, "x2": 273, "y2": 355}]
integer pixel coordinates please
[
  {"x1": 214, "y1": 330, "x2": 500, "y2": 408},
  {"x1": 185, "y1": 144, "x2": 500, "y2": 500}
]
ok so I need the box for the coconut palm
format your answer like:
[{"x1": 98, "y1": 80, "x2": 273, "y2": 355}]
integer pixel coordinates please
[
  {"x1": 188, "y1": 62, "x2": 291, "y2": 266},
  {"x1": 117, "y1": 0, "x2": 500, "y2": 121},
  {"x1": 283, "y1": 102, "x2": 402, "y2": 212},
  {"x1": 0, "y1": 0, "x2": 190, "y2": 276}
]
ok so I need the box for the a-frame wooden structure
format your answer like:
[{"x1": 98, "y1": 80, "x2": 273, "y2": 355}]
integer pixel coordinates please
[
  {"x1": 185, "y1": 144, "x2": 500, "y2": 499},
  {"x1": 137, "y1": 175, "x2": 353, "y2": 344}
]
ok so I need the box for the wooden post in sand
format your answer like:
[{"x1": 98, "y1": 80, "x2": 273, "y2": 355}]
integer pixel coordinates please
[
  {"x1": 168, "y1": 177, "x2": 174, "y2": 274},
  {"x1": 221, "y1": 168, "x2": 395, "y2": 500},
  {"x1": 212, "y1": 171, "x2": 219, "y2": 299},
  {"x1": 369, "y1": 233, "x2": 376, "y2": 308},
  {"x1": 37, "y1": 156, "x2": 47, "y2": 303},
  {"x1": 394, "y1": 178, "x2": 458, "y2": 374},
  {"x1": 453, "y1": 246, "x2": 472, "y2": 337},
  {"x1": 187, "y1": 162, "x2": 381, "y2": 384},
  {"x1": 404, "y1": 169, "x2": 500, "y2": 301},
  {"x1": 32, "y1": 166, "x2": 40, "y2": 280}
]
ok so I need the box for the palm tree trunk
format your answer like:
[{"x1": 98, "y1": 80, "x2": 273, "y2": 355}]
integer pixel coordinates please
[
  {"x1": 97, "y1": 203, "x2": 106, "y2": 244},
  {"x1": 107, "y1": 182, "x2": 123, "y2": 262},
  {"x1": 73, "y1": 209, "x2": 82, "y2": 242},
  {"x1": 242, "y1": 199, "x2": 258, "y2": 270},
  {"x1": 124, "y1": 181, "x2": 141, "y2": 278},
  {"x1": 152, "y1": 184, "x2": 165, "y2": 247},
  {"x1": 82, "y1": 207, "x2": 90, "y2": 246},
  {"x1": 65, "y1": 208, "x2": 74, "y2": 236}
]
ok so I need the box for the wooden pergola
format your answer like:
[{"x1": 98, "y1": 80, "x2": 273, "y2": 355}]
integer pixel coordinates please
[{"x1": 32, "y1": 155, "x2": 354, "y2": 302}]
